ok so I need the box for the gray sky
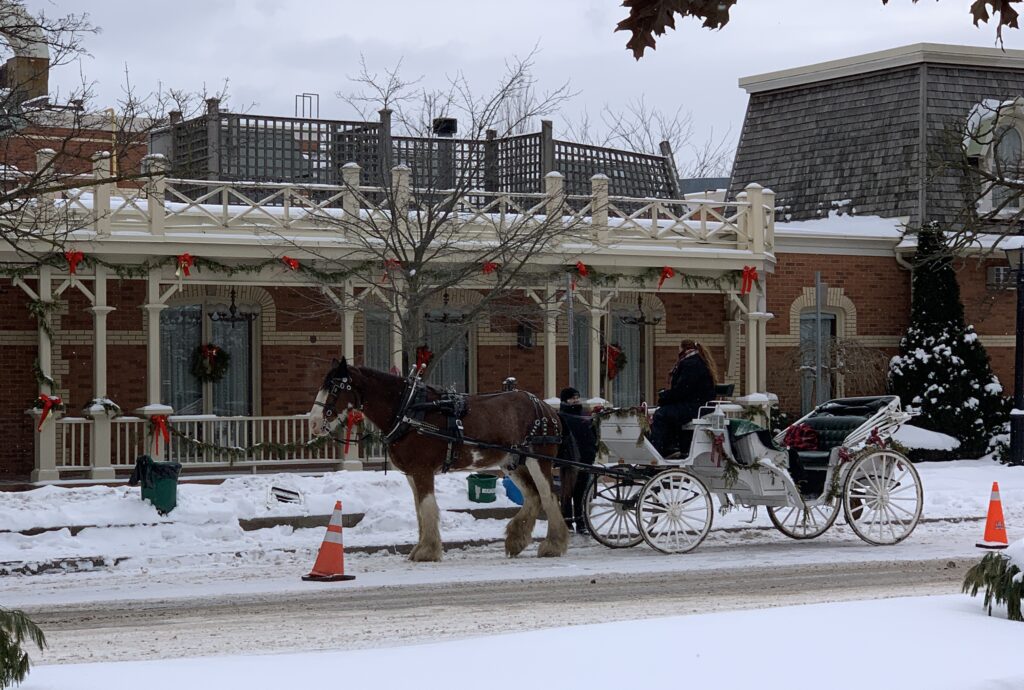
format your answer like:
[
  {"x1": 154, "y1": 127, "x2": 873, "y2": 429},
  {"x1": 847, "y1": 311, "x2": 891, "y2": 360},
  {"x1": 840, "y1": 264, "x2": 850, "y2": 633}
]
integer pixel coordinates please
[{"x1": 30, "y1": 0, "x2": 1024, "y2": 169}]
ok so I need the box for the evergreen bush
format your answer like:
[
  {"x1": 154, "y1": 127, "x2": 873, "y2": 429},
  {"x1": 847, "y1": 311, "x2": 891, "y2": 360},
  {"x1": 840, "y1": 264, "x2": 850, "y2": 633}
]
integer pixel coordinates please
[
  {"x1": 963, "y1": 551, "x2": 1024, "y2": 622},
  {"x1": 0, "y1": 607, "x2": 46, "y2": 688},
  {"x1": 889, "y1": 225, "x2": 1010, "y2": 456}
]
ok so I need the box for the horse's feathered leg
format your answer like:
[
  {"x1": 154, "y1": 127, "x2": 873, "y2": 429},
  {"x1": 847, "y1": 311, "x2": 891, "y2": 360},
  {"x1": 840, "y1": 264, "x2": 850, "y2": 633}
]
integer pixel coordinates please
[
  {"x1": 407, "y1": 469, "x2": 443, "y2": 562},
  {"x1": 505, "y1": 463, "x2": 540, "y2": 557},
  {"x1": 526, "y1": 457, "x2": 569, "y2": 557}
]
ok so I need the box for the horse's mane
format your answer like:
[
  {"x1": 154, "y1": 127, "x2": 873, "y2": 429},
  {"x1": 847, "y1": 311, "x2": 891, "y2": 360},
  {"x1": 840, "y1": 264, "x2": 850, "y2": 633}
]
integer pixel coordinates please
[{"x1": 322, "y1": 362, "x2": 450, "y2": 398}]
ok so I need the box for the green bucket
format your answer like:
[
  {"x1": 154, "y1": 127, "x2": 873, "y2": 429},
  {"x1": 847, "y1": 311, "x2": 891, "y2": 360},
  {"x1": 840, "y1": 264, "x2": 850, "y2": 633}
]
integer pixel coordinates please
[{"x1": 467, "y1": 473, "x2": 498, "y2": 503}]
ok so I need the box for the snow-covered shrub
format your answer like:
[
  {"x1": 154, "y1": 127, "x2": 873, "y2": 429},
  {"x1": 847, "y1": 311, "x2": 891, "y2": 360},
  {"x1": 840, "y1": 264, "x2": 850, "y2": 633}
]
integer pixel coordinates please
[{"x1": 889, "y1": 224, "x2": 1010, "y2": 456}]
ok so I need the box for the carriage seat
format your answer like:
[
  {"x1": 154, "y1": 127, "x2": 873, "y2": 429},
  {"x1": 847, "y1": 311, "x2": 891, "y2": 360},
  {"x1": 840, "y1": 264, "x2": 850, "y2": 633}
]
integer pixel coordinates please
[{"x1": 794, "y1": 414, "x2": 867, "y2": 469}]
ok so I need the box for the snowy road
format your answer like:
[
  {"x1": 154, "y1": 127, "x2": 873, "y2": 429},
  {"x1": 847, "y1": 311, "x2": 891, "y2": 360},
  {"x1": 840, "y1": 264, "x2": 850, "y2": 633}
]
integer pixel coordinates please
[{"x1": 26, "y1": 554, "x2": 972, "y2": 664}]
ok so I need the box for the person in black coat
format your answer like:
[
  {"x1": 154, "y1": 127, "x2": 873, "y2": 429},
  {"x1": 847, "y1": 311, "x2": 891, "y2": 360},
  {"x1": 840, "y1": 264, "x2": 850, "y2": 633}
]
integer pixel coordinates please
[
  {"x1": 650, "y1": 339, "x2": 718, "y2": 457},
  {"x1": 556, "y1": 387, "x2": 597, "y2": 534}
]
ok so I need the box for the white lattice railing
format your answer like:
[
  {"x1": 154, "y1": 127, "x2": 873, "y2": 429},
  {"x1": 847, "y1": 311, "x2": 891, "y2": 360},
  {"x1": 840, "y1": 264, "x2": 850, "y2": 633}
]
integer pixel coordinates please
[
  {"x1": 59, "y1": 156, "x2": 775, "y2": 256},
  {"x1": 54, "y1": 414, "x2": 345, "y2": 471},
  {"x1": 56, "y1": 417, "x2": 91, "y2": 469}
]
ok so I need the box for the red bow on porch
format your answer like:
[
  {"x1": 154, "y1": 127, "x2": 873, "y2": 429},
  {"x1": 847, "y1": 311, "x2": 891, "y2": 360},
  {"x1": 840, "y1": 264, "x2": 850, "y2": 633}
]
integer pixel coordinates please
[
  {"x1": 740, "y1": 265, "x2": 758, "y2": 295},
  {"x1": 344, "y1": 409, "x2": 365, "y2": 454},
  {"x1": 281, "y1": 256, "x2": 300, "y2": 271},
  {"x1": 176, "y1": 253, "x2": 194, "y2": 278},
  {"x1": 415, "y1": 345, "x2": 433, "y2": 373},
  {"x1": 657, "y1": 266, "x2": 675, "y2": 291},
  {"x1": 201, "y1": 344, "x2": 220, "y2": 366},
  {"x1": 382, "y1": 258, "x2": 402, "y2": 282},
  {"x1": 606, "y1": 344, "x2": 624, "y2": 380},
  {"x1": 36, "y1": 394, "x2": 62, "y2": 432},
  {"x1": 64, "y1": 251, "x2": 84, "y2": 275},
  {"x1": 482, "y1": 261, "x2": 499, "y2": 274},
  {"x1": 571, "y1": 261, "x2": 589, "y2": 291},
  {"x1": 151, "y1": 415, "x2": 171, "y2": 455}
]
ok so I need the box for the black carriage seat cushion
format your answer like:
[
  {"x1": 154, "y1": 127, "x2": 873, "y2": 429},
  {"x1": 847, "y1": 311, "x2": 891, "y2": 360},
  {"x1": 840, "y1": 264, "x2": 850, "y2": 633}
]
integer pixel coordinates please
[
  {"x1": 796, "y1": 415, "x2": 868, "y2": 469},
  {"x1": 714, "y1": 383, "x2": 735, "y2": 398}
]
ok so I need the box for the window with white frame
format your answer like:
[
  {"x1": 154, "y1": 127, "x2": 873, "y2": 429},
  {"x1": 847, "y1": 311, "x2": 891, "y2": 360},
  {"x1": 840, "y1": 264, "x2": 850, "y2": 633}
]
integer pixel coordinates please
[
  {"x1": 363, "y1": 307, "x2": 392, "y2": 372},
  {"x1": 993, "y1": 125, "x2": 1023, "y2": 211},
  {"x1": 569, "y1": 311, "x2": 591, "y2": 398},
  {"x1": 609, "y1": 314, "x2": 643, "y2": 406},
  {"x1": 160, "y1": 297, "x2": 259, "y2": 416}
]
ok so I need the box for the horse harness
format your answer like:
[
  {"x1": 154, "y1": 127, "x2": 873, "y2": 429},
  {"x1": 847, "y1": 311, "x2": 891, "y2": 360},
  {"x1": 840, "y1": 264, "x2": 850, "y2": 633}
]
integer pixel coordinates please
[{"x1": 322, "y1": 369, "x2": 561, "y2": 473}]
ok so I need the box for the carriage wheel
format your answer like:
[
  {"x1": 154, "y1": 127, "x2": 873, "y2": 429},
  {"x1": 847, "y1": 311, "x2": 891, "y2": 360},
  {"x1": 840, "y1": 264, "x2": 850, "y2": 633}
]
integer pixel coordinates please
[
  {"x1": 768, "y1": 499, "x2": 840, "y2": 540},
  {"x1": 636, "y1": 469, "x2": 713, "y2": 554},
  {"x1": 584, "y1": 474, "x2": 644, "y2": 548},
  {"x1": 843, "y1": 450, "x2": 923, "y2": 546}
]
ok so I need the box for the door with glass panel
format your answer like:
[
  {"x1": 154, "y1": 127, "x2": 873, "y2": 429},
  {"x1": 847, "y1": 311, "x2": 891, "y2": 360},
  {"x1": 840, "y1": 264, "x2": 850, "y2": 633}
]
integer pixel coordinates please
[
  {"x1": 610, "y1": 317, "x2": 642, "y2": 406},
  {"x1": 161, "y1": 302, "x2": 255, "y2": 459},
  {"x1": 425, "y1": 321, "x2": 469, "y2": 393}
]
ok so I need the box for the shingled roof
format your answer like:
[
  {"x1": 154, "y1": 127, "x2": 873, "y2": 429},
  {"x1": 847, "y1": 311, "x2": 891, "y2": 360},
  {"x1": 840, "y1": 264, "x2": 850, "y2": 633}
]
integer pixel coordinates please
[{"x1": 729, "y1": 44, "x2": 1024, "y2": 227}]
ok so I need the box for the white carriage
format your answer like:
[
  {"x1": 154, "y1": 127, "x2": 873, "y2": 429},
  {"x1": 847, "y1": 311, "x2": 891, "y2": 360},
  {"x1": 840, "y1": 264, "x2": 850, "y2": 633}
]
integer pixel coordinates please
[{"x1": 585, "y1": 395, "x2": 924, "y2": 554}]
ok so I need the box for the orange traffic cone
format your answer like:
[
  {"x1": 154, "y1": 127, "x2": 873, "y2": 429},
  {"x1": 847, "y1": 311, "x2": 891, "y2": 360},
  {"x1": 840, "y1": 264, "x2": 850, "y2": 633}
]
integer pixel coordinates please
[
  {"x1": 977, "y1": 482, "x2": 1009, "y2": 550},
  {"x1": 302, "y1": 500, "x2": 356, "y2": 581}
]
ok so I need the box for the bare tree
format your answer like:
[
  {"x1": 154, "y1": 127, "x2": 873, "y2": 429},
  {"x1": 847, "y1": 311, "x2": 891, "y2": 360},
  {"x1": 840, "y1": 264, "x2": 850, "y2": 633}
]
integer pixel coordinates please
[
  {"x1": 0, "y1": 0, "x2": 226, "y2": 259},
  {"x1": 566, "y1": 96, "x2": 733, "y2": 178},
  {"x1": 296, "y1": 54, "x2": 586, "y2": 376}
]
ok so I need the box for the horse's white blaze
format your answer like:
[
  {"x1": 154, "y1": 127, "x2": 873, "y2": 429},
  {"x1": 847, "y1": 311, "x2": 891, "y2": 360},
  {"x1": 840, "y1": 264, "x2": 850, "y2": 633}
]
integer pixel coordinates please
[{"x1": 308, "y1": 389, "x2": 328, "y2": 436}]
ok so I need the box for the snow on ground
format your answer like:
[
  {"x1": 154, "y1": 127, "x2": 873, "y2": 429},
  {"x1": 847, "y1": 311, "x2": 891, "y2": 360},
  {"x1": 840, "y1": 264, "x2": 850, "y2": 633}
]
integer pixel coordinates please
[
  {"x1": 19, "y1": 595, "x2": 1024, "y2": 690},
  {"x1": 2, "y1": 459, "x2": 1023, "y2": 608},
  {"x1": 893, "y1": 423, "x2": 960, "y2": 450}
]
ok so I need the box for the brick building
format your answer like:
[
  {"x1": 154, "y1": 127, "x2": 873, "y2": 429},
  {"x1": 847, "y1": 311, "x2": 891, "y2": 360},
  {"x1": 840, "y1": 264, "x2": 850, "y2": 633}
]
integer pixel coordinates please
[{"x1": 2, "y1": 42, "x2": 1022, "y2": 482}]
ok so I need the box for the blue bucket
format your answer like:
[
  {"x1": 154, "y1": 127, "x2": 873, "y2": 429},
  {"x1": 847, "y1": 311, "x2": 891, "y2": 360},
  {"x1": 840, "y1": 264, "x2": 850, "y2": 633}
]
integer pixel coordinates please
[{"x1": 502, "y1": 476, "x2": 524, "y2": 506}]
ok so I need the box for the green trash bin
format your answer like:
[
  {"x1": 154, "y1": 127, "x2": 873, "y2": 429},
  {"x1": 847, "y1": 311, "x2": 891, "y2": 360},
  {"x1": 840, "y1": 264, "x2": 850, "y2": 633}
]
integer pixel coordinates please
[
  {"x1": 128, "y1": 455, "x2": 182, "y2": 515},
  {"x1": 467, "y1": 473, "x2": 498, "y2": 503}
]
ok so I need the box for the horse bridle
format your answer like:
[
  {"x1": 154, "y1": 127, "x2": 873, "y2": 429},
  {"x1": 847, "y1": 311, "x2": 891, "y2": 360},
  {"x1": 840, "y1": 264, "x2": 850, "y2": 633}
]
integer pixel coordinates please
[{"x1": 313, "y1": 374, "x2": 363, "y2": 434}]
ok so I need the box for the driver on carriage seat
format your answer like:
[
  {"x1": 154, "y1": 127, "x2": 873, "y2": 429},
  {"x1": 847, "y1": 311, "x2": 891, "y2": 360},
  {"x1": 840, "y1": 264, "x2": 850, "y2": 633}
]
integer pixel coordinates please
[{"x1": 650, "y1": 339, "x2": 718, "y2": 458}]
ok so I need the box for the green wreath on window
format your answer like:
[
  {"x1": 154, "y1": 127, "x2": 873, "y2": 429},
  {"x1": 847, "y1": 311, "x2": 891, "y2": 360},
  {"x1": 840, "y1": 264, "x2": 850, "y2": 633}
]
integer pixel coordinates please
[{"x1": 191, "y1": 343, "x2": 231, "y2": 383}]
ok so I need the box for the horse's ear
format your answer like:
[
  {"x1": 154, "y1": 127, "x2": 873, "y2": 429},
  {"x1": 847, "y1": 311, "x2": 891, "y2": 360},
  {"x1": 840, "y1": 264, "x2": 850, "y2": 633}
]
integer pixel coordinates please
[
  {"x1": 338, "y1": 356, "x2": 349, "y2": 376},
  {"x1": 330, "y1": 357, "x2": 339, "y2": 368}
]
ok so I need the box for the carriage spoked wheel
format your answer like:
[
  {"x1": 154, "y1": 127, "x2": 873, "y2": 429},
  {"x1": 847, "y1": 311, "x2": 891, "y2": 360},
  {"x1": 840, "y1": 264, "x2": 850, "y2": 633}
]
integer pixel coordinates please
[
  {"x1": 584, "y1": 474, "x2": 644, "y2": 548},
  {"x1": 635, "y1": 469, "x2": 713, "y2": 554},
  {"x1": 843, "y1": 450, "x2": 923, "y2": 545},
  {"x1": 767, "y1": 499, "x2": 840, "y2": 540}
]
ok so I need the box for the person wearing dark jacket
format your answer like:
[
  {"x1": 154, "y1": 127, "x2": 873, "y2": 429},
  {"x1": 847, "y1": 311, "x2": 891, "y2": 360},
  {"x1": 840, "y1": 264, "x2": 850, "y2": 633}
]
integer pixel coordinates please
[
  {"x1": 556, "y1": 387, "x2": 597, "y2": 534},
  {"x1": 650, "y1": 339, "x2": 718, "y2": 457}
]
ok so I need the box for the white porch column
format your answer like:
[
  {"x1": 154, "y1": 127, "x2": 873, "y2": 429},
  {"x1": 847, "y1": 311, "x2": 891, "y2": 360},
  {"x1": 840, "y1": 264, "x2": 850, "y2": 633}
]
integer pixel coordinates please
[
  {"x1": 137, "y1": 270, "x2": 173, "y2": 460},
  {"x1": 744, "y1": 290, "x2": 758, "y2": 397},
  {"x1": 88, "y1": 263, "x2": 116, "y2": 479},
  {"x1": 30, "y1": 265, "x2": 59, "y2": 482},
  {"x1": 341, "y1": 280, "x2": 361, "y2": 471},
  {"x1": 543, "y1": 287, "x2": 558, "y2": 400},
  {"x1": 589, "y1": 295, "x2": 603, "y2": 401}
]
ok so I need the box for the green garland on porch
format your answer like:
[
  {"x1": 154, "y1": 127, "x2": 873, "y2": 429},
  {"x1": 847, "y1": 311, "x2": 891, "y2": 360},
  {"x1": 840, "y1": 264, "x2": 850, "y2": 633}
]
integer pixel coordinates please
[
  {"x1": 163, "y1": 424, "x2": 336, "y2": 464},
  {"x1": 0, "y1": 253, "x2": 753, "y2": 294},
  {"x1": 0, "y1": 254, "x2": 381, "y2": 284},
  {"x1": 159, "y1": 422, "x2": 385, "y2": 464},
  {"x1": 32, "y1": 359, "x2": 56, "y2": 389},
  {"x1": 26, "y1": 299, "x2": 57, "y2": 339}
]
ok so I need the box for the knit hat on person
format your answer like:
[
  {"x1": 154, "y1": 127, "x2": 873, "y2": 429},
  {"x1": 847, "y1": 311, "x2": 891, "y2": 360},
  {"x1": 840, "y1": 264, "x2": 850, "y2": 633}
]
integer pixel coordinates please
[{"x1": 559, "y1": 387, "x2": 580, "y2": 403}]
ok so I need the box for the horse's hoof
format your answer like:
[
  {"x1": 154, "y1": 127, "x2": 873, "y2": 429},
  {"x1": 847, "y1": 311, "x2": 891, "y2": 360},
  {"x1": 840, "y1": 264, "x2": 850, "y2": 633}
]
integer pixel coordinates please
[
  {"x1": 504, "y1": 534, "x2": 530, "y2": 557},
  {"x1": 408, "y1": 544, "x2": 442, "y2": 562},
  {"x1": 537, "y1": 540, "x2": 567, "y2": 558}
]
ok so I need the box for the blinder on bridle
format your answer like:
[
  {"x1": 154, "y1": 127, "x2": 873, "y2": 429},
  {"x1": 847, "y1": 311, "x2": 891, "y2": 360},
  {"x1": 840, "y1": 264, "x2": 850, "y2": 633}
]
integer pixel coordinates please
[{"x1": 314, "y1": 358, "x2": 363, "y2": 430}]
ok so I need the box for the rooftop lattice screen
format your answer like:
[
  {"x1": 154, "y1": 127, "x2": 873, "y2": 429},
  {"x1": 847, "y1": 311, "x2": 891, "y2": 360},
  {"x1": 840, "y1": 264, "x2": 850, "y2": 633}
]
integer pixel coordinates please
[{"x1": 152, "y1": 110, "x2": 679, "y2": 200}]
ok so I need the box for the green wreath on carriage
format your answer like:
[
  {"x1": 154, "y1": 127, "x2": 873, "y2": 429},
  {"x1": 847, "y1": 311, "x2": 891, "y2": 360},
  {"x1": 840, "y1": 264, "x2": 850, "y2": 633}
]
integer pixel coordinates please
[{"x1": 191, "y1": 344, "x2": 231, "y2": 383}]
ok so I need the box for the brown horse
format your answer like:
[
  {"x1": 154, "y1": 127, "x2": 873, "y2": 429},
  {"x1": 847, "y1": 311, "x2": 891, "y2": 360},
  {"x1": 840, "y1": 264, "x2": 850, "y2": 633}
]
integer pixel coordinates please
[{"x1": 308, "y1": 359, "x2": 569, "y2": 562}]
